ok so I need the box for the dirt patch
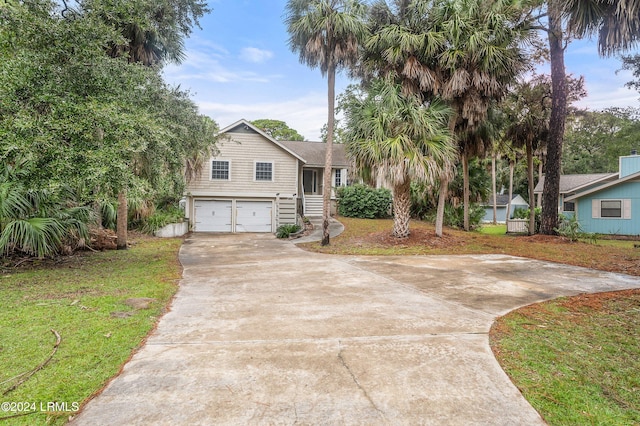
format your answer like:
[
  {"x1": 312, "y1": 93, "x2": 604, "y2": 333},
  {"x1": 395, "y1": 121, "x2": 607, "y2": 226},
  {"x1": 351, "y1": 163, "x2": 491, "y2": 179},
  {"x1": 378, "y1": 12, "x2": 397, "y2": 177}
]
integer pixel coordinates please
[
  {"x1": 558, "y1": 288, "x2": 640, "y2": 312},
  {"x1": 362, "y1": 228, "x2": 464, "y2": 248}
]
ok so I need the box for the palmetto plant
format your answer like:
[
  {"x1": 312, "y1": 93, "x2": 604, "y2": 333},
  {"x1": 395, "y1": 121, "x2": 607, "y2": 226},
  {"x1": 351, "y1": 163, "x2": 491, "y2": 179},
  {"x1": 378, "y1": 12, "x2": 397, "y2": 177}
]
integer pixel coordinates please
[
  {"x1": 344, "y1": 78, "x2": 455, "y2": 238},
  {"x1": 0, "y1": 160, "x2": 94, "y2": 258}
]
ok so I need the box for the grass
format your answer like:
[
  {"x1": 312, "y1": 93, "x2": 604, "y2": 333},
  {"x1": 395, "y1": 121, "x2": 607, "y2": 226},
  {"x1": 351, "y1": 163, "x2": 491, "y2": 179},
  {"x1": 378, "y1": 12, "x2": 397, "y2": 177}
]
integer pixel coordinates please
[
  {"x1": 0, "y1": 237, "x2": 182, "y2": 425},
  {"x1": 491, "y1": 290, "x2": 640, "y2": 425},
  {"x1": 478, "y1": 224, "x2": 507, "y2": 235}
]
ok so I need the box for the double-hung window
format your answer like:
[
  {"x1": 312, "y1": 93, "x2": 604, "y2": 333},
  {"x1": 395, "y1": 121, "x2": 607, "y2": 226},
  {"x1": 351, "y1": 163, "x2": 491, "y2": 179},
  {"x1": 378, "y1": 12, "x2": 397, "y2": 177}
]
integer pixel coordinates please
[
  {"x1": 601, "y1": 200, "x2": 622, "y2": 218},
  {"x1": 255, "y1": 162, "x2": 273, "y2": 181},
  {"x1": 334, "y1": 169, "x2": 342, "y2": 187},
  {"x1": 211, "y1": 160, "x2": 230, "y2": 180}
]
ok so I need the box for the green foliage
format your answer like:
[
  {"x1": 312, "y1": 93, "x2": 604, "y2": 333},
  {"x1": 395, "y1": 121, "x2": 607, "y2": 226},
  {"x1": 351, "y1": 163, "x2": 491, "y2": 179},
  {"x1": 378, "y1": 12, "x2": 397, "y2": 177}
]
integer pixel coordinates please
[
  {"x1": 0, "y1": 0, "x2": 217, "y2": 238},
  {"x1": 563, "y1": 107, "x2": 640, "y2": 174},
  {"x1": 276, "y1": 224, "x2": 302, "y2": 239},
  {"x1": 442, "y1": 203, "x2": 485, "y2": 230},
  {"x1": 139, "y1": 206, "x2": 185, "y2": 234},
  {"x1": 251, "y1": 119, "x2": 305, "y2": 141},
  {"x1": 337, "y1": 185, "x2": 391, "y2": 219},
  {"x1": 410, "y1": 181, "x2": 436, "y2": 220},
  {"x1": 0, "y1": 160, "x2": 94, "y2": 258}
]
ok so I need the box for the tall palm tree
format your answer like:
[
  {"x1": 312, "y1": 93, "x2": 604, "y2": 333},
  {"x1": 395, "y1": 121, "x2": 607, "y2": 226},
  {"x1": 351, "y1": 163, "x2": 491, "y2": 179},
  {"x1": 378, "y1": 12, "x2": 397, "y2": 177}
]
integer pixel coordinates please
[
  {"x1": 539, "y1": 0, "x2": 640, "y2": 234},
  {"x1": 361, "y1": 0, "x2": 532, "y2": 235},
  {"x1": 285, "y1": 0, "x2": 368, "y2": 246},
  {"x1": 343, "y1": 78, "x2": 455, "y2": 238}
]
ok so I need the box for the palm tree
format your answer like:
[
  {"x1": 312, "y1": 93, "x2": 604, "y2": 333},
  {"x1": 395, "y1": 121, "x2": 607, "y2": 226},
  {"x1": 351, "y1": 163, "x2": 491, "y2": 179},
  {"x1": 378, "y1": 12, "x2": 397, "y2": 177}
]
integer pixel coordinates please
[
  {"x1": 343, "y1": 78, "x2": 455, "y2": 238},
  {"x1": 539, "y1": 0, "x2": 640, "y2": 234},
  {"x1": 285, "y1": 0, "x2": 368, "y2": 246},
  {"x1": 361, "y1": 0, "x2": 533, "y2": 235}
]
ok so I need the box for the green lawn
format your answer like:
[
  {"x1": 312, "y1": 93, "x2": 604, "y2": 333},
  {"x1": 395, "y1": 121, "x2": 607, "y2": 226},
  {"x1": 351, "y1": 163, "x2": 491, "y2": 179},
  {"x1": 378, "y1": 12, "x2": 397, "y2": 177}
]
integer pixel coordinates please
[
  {"x1": 478, "y1": 224, "x2": 507, "y2": 235},
  {"x1": 0, "y1": 237, "x2": 182, "y2": 425}
]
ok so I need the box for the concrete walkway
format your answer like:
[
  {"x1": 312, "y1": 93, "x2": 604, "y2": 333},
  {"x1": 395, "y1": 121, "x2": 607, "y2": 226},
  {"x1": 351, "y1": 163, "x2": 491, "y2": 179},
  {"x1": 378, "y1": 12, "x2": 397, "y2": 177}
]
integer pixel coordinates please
[{"x1": 73, "y1": 233, "x2": 640, "y2": 425}]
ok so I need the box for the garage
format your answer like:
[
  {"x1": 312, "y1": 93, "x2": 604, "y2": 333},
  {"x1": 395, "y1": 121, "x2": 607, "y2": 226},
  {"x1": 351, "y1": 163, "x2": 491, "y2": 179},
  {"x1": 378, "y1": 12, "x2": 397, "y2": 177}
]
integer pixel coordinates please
[
  {"x1": 236, "y1": 201, "x2": 273, "y2": 232},
  {"x1": 194, "y1": 200, "x2": 232, "y2": 232},
  {"x1": 193, "y1": 199, "x2": 273, "y2": 233}
]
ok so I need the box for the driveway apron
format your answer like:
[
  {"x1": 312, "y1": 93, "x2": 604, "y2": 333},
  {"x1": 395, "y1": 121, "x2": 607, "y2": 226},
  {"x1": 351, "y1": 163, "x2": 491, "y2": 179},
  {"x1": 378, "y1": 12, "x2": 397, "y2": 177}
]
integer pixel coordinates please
[{"x1": 73, "y1": 233, "x2": 640, "y2": 425}]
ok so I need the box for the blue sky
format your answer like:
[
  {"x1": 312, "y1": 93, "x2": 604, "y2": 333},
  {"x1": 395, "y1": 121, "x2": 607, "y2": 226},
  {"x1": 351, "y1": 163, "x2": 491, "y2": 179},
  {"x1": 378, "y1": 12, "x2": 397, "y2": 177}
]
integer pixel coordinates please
[{"x1": 163, "y1": 1, "x2": 640, "y2": 141}]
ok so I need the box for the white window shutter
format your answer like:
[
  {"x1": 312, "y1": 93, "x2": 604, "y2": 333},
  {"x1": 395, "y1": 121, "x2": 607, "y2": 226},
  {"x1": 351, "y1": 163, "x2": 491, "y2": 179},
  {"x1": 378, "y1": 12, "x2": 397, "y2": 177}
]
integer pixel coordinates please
[
  {"x1": 623, "y1": 199, "x2": 632, "y2": 219},
  {"x1": 592, "y1": 199, "x2": 600, "y2": 218}
]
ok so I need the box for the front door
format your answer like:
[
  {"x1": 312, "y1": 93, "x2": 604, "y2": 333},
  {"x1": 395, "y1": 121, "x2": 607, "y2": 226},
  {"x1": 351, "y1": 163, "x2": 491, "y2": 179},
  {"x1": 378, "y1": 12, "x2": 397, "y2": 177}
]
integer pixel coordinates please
[{"x1": 303, "y1": 170, "x2": 317, "y2": 194}]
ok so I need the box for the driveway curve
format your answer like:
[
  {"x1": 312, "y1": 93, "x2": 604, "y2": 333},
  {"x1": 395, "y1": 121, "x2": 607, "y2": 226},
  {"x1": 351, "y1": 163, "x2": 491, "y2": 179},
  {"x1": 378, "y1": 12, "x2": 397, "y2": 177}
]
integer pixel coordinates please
[{"x1": 73, "y1": 233, "x2": 640, "y2": 425}]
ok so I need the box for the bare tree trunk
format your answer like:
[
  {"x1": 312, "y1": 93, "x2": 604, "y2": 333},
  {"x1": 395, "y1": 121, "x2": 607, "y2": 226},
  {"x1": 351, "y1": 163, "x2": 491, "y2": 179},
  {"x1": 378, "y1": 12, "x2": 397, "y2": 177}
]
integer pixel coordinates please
[
  {"x1": 541, "y1": 0, "x2": 567, "y2": 235},
  {"x1": 392, "y1": 178, "x2": 412, "y2": 238},
  {"x1": 491, "y1": 153, "x2": 497, "y2": 225},
  {"x1": 321, "y1": 64, "x2": 336, "y2": 246},
  {"x1": 507, "y1": 158, "x2": 514, "y2": 227},
  {"x1": 435, "y1": 175, "x2": 448, "y2": 237},
  {"x1": 116, "y1": 189, "x2": 128, "y2": 250},
  {"x1": 537, "y1": 159, "x2": 543, "y2": 208},
  {"x1": 527, "y1": 142, "x2": 535, "y2": 235},
  {"x1": 463, "y1": 153, "x2": 470, "y2": 231}
]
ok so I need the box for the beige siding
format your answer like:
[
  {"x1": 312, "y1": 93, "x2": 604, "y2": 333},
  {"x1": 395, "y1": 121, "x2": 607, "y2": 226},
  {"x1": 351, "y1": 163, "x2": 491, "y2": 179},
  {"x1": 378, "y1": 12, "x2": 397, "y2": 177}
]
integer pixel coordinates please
[{"x1": 187, "y1": 131, "x2": 298, "y2": 196}]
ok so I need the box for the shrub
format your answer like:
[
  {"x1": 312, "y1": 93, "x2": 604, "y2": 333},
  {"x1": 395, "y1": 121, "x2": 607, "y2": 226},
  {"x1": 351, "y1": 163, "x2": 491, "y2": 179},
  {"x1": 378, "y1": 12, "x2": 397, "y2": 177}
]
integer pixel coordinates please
[
  {"x1": 442, "y1": 203, "x2": 485, "y2": 229},
  {"x1": 139, "y1": 205, "x2": 185, "y2": 234},
  {"x1": 276, "y1": 224, "x2": 301, "y2": 238},
  {"x1": 337, "y1": 185, "x2": 391, "y2": 219}
]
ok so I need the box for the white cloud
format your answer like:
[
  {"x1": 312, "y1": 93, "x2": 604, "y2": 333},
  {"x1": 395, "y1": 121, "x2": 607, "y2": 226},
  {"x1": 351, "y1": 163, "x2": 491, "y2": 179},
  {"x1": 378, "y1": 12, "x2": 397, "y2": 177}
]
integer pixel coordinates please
[
  {"x1": 196, "y1": 93, "x2": 328, "y2": 141},
  {"x1": 240, "y1": 47, "x2": 274, "y2": 63}
]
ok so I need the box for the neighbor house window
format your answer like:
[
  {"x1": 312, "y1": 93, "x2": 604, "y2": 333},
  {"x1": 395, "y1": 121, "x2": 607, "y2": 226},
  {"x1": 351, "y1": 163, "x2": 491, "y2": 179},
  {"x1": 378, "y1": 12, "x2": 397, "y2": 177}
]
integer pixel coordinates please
[
  {"x1": 563, "y1": 202, "x2": 575, "y2": 212},
  {"x1": 601, "y1": 200, "x2": 622, "y2": 218},
  {"x1": 211, "y1": 160, "x2": 230, "y2": 180},
  {"x1": 334, "y1": 169, "x2": 342, "y2": 187},
  {"x1": 255, "y1": 162, "x2": 273, "y2": 181}
]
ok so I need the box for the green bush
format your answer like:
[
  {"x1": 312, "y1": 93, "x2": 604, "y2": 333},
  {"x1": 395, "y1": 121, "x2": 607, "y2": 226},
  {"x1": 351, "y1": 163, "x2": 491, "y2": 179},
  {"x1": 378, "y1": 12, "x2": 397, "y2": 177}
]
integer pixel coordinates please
[
  {"x1": 139, "y1": 206, "x2": 185, "y2": 234},
  {"x1": 337, "y1": 185, "x2": 392, "y2": 219},
  {"x1": 442, "y1": 203, "x2": 485, "y2": 229},
  {"x1": 276, "y1": 224, "x2": 301, "y2": 238}
]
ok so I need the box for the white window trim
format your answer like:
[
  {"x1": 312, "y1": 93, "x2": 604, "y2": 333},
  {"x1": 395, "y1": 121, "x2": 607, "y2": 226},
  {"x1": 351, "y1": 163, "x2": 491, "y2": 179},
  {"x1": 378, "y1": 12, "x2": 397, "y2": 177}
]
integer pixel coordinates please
[
  {"x1": 211, "y1": 159, "x2": 231, "y2": 181},
  {"x1": 592, "y1": 198, "x2": 631, "y2": 219},
  {"x1": 254, "y1": 161, "x2": 274, "y2": 182}
]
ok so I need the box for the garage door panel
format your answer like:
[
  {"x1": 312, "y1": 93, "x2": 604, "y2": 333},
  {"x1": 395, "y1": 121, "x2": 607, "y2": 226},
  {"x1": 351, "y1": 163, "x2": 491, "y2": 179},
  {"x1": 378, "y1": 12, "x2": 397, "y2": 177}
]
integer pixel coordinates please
[
  {"x1": 194, "y1": 200, "x2": 232, "y2": 232},
  {"x1": 236, "y1": 201, "x2": 272, "y2": 233}
]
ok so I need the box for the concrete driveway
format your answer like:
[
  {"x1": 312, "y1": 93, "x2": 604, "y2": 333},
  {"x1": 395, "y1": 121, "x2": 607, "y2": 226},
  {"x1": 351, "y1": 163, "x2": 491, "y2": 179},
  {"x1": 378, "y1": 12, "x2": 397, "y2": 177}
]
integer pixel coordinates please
[{"x1": 73, "y1": 233, "x2": 640, "y2": 425}]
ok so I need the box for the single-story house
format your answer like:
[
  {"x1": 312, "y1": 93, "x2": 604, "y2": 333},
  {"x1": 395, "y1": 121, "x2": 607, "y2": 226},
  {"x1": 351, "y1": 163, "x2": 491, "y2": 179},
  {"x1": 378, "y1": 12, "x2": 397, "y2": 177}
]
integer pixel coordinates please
[
  {"x1": 184, "y1": 119, "x2": 349, "y2": 233},
  {"x1": 481, "y1": 194, "x2": 529, "y2": 223},
  {"x1": 534, "y1": 154, "x2": 640, "y2": 235}
]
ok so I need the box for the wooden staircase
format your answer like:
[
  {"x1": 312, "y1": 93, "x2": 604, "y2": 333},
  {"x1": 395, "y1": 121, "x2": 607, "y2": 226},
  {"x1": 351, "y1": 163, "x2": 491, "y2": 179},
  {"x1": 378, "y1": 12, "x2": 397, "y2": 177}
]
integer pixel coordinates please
[{"x1": 304, "y1": 195, "x2": 323, "y2": 217}]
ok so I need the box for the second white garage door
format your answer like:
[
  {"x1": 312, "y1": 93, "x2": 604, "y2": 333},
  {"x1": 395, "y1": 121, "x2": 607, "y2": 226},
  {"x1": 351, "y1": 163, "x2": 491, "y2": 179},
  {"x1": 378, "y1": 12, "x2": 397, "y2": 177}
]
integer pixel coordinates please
[{"x1": 236, "y1": 201, "x2": 273, "y2": 232}]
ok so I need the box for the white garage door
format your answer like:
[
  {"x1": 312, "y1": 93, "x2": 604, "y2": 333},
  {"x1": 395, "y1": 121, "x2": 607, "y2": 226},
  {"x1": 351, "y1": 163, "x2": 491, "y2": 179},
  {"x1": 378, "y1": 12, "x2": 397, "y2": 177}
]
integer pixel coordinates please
[
  {"x1": 236, "y1": 201, "x2": 272, "y2": 233},
  {"x1": 194, "y1": 200, "x2": 232, "y2": 232}
]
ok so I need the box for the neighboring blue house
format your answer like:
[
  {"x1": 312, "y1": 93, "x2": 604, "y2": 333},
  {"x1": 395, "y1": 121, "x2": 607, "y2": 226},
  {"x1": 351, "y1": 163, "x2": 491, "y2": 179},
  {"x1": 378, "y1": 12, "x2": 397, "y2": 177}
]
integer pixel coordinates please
[
  {"x1": 482, "y1": 194, "x2": 529, "y2": 223},
  {"x1": 535, "y1": 154, "x2": 640, "y2": 236}
]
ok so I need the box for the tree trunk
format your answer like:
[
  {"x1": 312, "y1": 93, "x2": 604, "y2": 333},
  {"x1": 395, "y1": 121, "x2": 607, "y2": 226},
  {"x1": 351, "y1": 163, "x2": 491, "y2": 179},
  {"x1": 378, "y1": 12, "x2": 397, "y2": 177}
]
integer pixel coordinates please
[
  {"x1": 463, "y1": 152, "x2": 470, "y2": 231},
  {"x1": 537, "y1": 159, "x2": 543, "y2": 208},
  {"x1": 116, "y1": 189, "x2": 128, "y2": 250},
  {"x1": 392, "y1": 178, "x2": 412, "y2": 238},
  {"x1": 527, "y1": 142, "x2": 535, "y2": 235},
  {"x1": 435, "y1": 174, "x2": 448, "y2": 237},
  {"x1": 321, "y1": 64, "x2": 336, "y2": 246},
  {"x1": 491, "y1": 153, "x2": 497, "y2": 225},
  {"x1": 507, "y1": 158, "x2": 514, "y2": 227},
  {"x1": 541, "y1": 0, "x2": 567, "y2": 235}
]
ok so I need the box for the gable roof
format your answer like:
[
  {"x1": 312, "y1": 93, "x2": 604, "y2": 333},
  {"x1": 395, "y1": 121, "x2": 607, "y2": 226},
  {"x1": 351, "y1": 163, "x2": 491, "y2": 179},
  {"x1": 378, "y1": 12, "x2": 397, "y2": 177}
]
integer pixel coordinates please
[
  {"x1": 218, "y1": 119, "x2": 306, "y2": 163},
  {"x1": 534, "y1": 173, "x2": 617, "y2": 194},
  {"x1": 565, "y1": 170, "x2": 640, "y2": 201},
  {"x1": 482, "y1": 194, "x2": 528, "y2": 207},
  {"x1": 280, "y1": 141, "x2": 350, "y2": 168}
]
